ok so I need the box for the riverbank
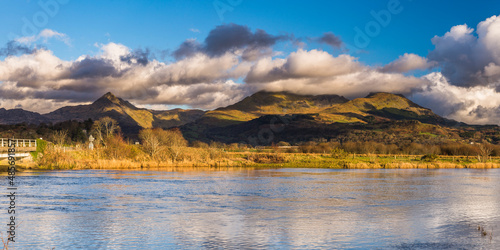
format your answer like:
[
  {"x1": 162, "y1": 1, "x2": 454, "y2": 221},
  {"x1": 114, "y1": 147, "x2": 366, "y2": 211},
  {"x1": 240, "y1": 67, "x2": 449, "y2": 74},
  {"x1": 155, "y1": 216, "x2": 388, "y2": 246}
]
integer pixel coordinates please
[{"x1": 7, "y1": 149, "x2": 500, "y2": 170}]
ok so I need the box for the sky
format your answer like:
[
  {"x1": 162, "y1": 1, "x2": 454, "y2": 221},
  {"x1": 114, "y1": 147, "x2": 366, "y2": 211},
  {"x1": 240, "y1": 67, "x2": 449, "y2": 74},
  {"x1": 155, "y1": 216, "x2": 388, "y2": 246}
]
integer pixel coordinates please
[{"x1": 0, "y1": 0, "x2": 500, "y2": 125}]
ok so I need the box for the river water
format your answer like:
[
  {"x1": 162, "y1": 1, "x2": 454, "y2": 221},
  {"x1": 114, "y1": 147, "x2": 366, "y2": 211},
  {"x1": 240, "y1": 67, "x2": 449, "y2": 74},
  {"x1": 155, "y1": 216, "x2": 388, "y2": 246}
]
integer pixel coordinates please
[{"x1": 1, "y1": 168, "x2": 499, "y2": 249}]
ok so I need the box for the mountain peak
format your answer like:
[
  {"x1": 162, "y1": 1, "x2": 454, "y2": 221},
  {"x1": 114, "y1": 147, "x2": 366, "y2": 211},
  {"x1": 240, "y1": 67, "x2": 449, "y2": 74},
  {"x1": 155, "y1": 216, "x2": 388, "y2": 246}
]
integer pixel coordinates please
[
  {"x1": 365, "y1": 92, "x2": 406, "y2": 99},
  {"x1": 363, "y1": 92, "x2": 424, "y2": 109},
  {"x1": 102, "y1": 92, "x2": 118, "y2": 100},
  {"x1": 91, "y1": 92, "x2": 137, "y2": 111},
  {"x1": 94, "y1": 92, "x2": 119, "y2": 103}
]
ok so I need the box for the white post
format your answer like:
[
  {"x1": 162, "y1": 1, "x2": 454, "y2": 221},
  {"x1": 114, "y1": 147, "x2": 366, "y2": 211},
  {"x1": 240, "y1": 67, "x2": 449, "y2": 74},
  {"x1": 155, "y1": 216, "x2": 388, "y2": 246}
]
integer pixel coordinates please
[
  {"x1": 23, "y1": 139, "x2": 25, "y2": 147},
  {"x1": 35, "y1": 140, "x2": 37, "y2": 148},
  {"x1": 29, "y1": 140, "x2": 31, "y2": 147},
  {"x1": 1, "y1": 138, "x2": 3, "y2": 147},
  {"x1": 16, "y1": 139, "x2": 18, "y2": 147}
]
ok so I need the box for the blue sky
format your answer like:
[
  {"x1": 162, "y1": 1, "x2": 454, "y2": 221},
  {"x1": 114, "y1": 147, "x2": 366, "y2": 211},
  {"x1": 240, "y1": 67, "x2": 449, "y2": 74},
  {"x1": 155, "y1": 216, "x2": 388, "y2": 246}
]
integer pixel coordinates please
[
  {"x1": 1, "y1": 0, "x2": 500, "y2": 124},
  {"x1": 2, "y1": 0, "x2": 498, "y2": 64}
]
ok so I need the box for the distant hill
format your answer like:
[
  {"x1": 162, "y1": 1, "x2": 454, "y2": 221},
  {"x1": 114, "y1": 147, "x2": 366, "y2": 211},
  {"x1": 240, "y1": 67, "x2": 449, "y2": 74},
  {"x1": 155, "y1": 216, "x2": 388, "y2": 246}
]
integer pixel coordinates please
[
  {"x1": 43, "y1": 92, "x2": 154, "y2": 134},
  {"x1": 0, "y1": 92, "x2": 205, "y2": 134},
  {"x1": 181, "y1": 91, "x2": 467, "y2": 144},
  {"x1": 152, "y1": 109, "x2": 207, "y2": 128},
  {"x1": 196, "y1": 91, "x2": 349, "y2": 127},
  {"x1": 320, "y1": 92, "x2": 457, "y2": 125},
  {"x1": 0, "y1": 108, "x2": 50, "y2": 125}
]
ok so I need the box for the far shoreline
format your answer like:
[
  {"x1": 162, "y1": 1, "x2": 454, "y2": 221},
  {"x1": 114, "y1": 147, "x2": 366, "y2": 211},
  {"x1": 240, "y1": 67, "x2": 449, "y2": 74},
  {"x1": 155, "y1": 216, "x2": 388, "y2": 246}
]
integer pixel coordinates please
[{"x1": 2, "y1": 153, "x2": 499, "y2": 171}]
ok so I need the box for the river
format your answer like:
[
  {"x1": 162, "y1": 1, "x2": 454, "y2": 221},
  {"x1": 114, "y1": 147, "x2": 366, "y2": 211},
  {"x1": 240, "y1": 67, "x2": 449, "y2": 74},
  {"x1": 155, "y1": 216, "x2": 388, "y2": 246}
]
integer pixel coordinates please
[{"x1": 2, "y1": 168, "x2": 499, "y2": 249}]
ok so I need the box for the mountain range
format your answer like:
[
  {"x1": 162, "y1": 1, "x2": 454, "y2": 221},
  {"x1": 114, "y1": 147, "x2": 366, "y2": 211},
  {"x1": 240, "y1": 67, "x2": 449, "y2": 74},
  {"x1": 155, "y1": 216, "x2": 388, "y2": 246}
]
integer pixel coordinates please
[
  {"x1": 1, "y1": 91, "x2": 497, "y2": 144},
  {"x1": 0, "y1": 92, "x2": 205, "y2": 134}
]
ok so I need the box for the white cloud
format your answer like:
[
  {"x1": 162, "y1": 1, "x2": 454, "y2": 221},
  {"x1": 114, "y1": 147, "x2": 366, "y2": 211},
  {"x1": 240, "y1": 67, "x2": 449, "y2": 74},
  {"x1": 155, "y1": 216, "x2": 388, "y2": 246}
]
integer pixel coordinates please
[
  {"x1": 0, "y1": 44, "x2": 431, "y2": 114},
  {"x1": 15, "y1": 29, "x2": 71, "y2": 46},
  {"x1": 245, "y1": 49, "x2": 428, "y2": 98},
  {"x1": 0, "y1": 42, "x2": 251, "y2": 113},
  {"x1": 246, "y1": 49, "x2": 363, "y2": 82},
  {"x1": 380, "y1": 53, "x2": 436, "y2": 73},
  {"x1": 429, "y1": 15, "x2": 500, "y2": 88},
  {"x1": 410, "y1": 72, "x2": 500, "y2": 125}
]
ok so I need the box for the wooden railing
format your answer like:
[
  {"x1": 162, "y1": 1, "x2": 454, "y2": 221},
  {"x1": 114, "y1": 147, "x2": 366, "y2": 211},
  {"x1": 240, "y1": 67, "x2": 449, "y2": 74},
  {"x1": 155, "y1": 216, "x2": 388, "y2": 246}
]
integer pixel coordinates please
[{"x1": 0, "y1": 138, "x2": 37, "y2": 148}]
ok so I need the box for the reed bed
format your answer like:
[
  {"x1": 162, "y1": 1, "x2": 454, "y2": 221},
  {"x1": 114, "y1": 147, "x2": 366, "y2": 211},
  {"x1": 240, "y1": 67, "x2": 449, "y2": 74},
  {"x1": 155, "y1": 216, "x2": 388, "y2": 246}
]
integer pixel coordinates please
[{"x1": 26, "y1": 143, "x2": 500, "y2": 170}]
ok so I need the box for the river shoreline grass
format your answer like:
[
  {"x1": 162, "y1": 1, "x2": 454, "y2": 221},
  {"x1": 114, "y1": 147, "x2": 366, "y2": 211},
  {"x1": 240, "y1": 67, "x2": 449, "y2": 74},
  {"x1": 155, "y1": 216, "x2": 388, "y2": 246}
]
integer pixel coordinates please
[{"x1": 3, "y1": 149, "x2": 499, "y2": 171}]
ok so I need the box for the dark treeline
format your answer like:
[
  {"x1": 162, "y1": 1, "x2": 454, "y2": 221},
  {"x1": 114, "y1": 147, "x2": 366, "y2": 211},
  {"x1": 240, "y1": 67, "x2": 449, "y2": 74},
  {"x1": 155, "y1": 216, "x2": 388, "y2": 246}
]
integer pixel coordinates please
[{"x1": 0, "y1": 119, "x2": 93, "y2": 143}]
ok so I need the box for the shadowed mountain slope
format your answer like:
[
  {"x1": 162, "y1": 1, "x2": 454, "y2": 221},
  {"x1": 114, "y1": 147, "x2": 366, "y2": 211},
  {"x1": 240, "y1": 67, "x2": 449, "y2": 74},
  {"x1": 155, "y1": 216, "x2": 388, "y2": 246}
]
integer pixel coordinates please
[{"x1": 0, "y1": 108, "x2": 50, "y2": 125}]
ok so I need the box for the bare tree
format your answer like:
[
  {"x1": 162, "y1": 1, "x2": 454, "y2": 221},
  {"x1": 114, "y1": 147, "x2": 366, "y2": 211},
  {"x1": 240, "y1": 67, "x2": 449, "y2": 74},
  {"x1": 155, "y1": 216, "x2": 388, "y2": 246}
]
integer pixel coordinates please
[
  {"x1": 161, "y1": 128, "x2": 187, "y2": 162},
  {"x1": 92, "y1": 117, "x2": 119, "y2": 145},
  {"x1": 139, "y1": 128, "x2": 187, "y2": 161},
  {"x1": 477, "y1": 141, "x2": 494, "y2": 162},
  {"x1": 139, "y1": 128, "x2": 163, "y2": 159},
  {"x1": 52, "y1": 130, "x2": 68, "y2": 146}
]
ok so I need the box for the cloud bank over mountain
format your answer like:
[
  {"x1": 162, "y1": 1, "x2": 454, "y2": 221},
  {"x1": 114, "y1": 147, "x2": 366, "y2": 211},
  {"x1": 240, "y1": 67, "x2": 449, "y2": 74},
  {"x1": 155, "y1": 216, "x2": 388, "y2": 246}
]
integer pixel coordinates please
[{"x1": 0, "y1": 17, "x2": 500, "y2": 125}]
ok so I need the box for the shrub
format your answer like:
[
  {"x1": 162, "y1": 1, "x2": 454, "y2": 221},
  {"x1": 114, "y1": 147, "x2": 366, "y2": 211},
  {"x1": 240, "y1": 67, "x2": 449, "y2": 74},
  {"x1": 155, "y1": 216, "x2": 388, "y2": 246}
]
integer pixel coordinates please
[
  {"x1": 30, "y1": 139, "x2": 48, "y2": 161},
  {"x1": 103, "y1": 135, "x2": 140, "y2": 160},
  {"x1": 191, "y1": 141, "x2": 209, "y2": 148},
  {"x1": 421, "y1": 154, "x2": 438, "y2": 162},
  {"x1": 331, "y1": 148, "x2": 348, "y2": 159},
  {"x1": 247, "y1": 153, "x2": 287, "y2": 164}
]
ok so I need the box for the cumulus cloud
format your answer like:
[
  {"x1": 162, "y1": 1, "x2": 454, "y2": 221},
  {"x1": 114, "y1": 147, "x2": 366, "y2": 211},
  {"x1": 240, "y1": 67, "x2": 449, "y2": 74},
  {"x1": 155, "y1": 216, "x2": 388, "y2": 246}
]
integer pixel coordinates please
[
  {"x1": 254, "y1": 69, "x2": 427, "y2": 99},
  {"x1": 134, "y1": 80, "x2": 251, "y2": 109},
  {"x1": 410, "y1": 72, "x2": 500, "y2": 125},
  {"x1": 0, "y1": 34, "x2": 430, "y2": 114},
  {"x1": 245, "y1": 49, "x2": 362, "y2": 83},
  {"x1": 381, "y1": 53, "x2": 436, "y2": 73},
  {"x1": 0, "y1": 41, "x2": 38, "y2": 57},
  {"x1": 0, "y1": 40, "x2": 250, "y2": 113},
  {"x1": 172, "y1": 39, "x2": 202, "y2": 60},
  {"x1": 120, "y1": 48, "x2": 153, "y2": 66},
  {"x1": 16, "y1": 29, "x2": 70, "y2": 46},
  {"x1": 400, "y1": 15, "x2": 500, "y2": 125},
  {"x1": 470, "y1": 105, "x2": 500, "y2": 122},
  {"x1": 173, "y1": 23, "x2": 288, "y2": 61},
  {"x1": 0, "y1": 49, "x2": 69, "y2": 87},
  {"x1": 0, "y1": 97, "x2": 88, "y2": 114},
  {"x1": 317, "y1": 32, "x2": 343, "y2": 49},
  {"x1": 68, "y1": 57, "x2": 121, "y2": 79},
  {"x1": 245, "y1": 49, "x2": 428, "y2": 98},
  {"x1": 204, "y1": 23, "x2": 286, "y2": 56},
  {"x1": 428, "y1": 15, "x2": 500, "y2": 89}
]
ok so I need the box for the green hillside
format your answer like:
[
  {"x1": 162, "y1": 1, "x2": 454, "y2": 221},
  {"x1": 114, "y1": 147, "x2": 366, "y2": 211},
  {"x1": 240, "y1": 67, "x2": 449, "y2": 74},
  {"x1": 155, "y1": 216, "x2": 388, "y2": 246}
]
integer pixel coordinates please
[{"x1": 198, "y1": 91, "x2": 349, "y2": 126}]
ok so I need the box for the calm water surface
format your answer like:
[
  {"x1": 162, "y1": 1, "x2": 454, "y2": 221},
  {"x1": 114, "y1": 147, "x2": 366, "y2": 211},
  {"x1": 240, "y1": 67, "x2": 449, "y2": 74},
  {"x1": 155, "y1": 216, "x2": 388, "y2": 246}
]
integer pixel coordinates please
[{"x1": 2, "y1": 168, "x2": 500, "y2": 249}]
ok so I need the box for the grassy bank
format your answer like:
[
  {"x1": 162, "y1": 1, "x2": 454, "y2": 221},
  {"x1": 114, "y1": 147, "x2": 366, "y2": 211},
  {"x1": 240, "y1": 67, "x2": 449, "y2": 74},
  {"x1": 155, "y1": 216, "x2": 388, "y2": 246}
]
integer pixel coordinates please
[{"x1": 20, "y1": 144, "x2": 500, "y2": 170}]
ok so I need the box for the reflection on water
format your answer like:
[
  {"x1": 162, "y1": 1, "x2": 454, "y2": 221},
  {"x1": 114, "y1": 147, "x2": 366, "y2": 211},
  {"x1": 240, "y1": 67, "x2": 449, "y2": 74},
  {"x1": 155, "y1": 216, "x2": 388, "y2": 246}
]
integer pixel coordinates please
[{"x1": 1, "y1": 169, "x2": 500, "y2": 249}]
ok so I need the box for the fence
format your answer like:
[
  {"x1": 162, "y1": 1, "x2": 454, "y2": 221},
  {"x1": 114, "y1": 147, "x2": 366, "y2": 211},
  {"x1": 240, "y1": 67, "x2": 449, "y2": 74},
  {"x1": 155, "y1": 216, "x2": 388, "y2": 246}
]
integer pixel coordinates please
[{"x1": 0, "y1": 138, "x2": 37, "y2": 148}]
